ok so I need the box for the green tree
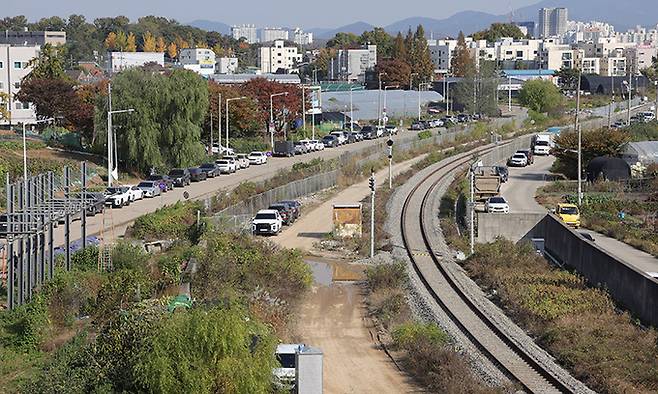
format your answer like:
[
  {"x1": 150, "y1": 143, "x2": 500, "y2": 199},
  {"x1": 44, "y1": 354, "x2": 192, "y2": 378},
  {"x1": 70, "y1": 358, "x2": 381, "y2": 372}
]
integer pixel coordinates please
[
  {"x1": 403, "y1": 29, "x2": 414, "y2": 65},
  {"x1": 640, "y1": 56, "x2": 658, "y2": 82},
  {"x1": 411, "y1": 25, "x2": 434, "y2": 82},
  {"x1": 452, "y1": 60, "x2": 499, "y2": 116},
  {"x1": 327, "y1": 32, "x2": 360, "y2": 48},
  {"x1": 392, "y1": 32, "x2": 407, "y2": 62},
  {"x1": 472, "y1": 23, "x2": 525, "y2": 42},
  {"x1": 518, "y1": 79, "x2": 563, "y2": 114},
  {"x1": 553, "y1": 128, "x2": 630, "y2": 178},
  {"x1": 451, "y1": 31, "x2": 474, "y2": 77},
  {"x1": 0, "y1": 16, "x2": 28, "y2": 30},
  {"x1": 360, "y1": 27, "x2": 393, "y2": 59},
  {"x1": 555, "y1": 66, "x2": 581, "y2": 90},
  {"x1": 0, "y1": 92, "x2": 10, "y2": 122},
  {"x1": 24, "y1": 43, "x2": 66, "y2": 80}
]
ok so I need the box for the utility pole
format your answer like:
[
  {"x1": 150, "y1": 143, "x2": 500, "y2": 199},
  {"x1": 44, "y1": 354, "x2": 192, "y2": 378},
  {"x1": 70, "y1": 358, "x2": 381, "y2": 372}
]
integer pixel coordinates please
[
  {"x1": 654, "y1": 80, "x2": 658, "y2": 120},
  {"x1": 627, "y1": 71, "x2": 632, "y2": 126},
  {"x1": 369, "y1": 169, "x2": 376, "y2": 258},
  {"x1": 209, "y1": 110, "x2": 213, "y2": 155},
  {"x1": 217, "y1": 93, "x2": 221, "y2": 153},
  {"x1": 575, "y1": 64, "x2": 583, "y2": 206},
  {"x1": 469, "y1": 164, "x2": 475, "y2": 255},
  {"x1": 387, "y1": 139, "x2": 393, "y2": 189},
  {"x1": 378, "y1": 73, "x2": 383, "y2": 128},
  {"x1": 508, "y1": 76, "x2": 512, "y2": 113}
]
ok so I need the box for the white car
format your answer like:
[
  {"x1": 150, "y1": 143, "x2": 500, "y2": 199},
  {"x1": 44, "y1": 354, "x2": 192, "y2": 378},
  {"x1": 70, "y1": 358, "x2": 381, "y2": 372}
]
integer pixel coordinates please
[
  {"x1": 223, "y1": 155, "x2": 242, "y2": 170},
  {"x1": 485, "y1": 196, "x2": 510, "y2": 214},
  {"x1": 508, "y1": 153, "x2": 528, "y2": 167},
  {"x1": 375, "y1": 126, "x2": 385, "y2": 137},
  {"x1": 385, "y1": 124, "x2": 398, "y2": 135},
  {"x1": 104, "y1": 186, "x2": 132, "y2": 208},
  {"x1": 248, "y1": 151, "x2": 267, "y2": 165},
  {"x1": 215, "y1": 159, "x2": 237, "y2": 174},
  {"x1": 251, "y1": 209, "x2": 283, "y2": 235},
  {"x1": 330, "y1": 131, "x2": 347, "y2": 145},
  {"x1": 127, "y1": 185, "x2": 144, "y2": 201},
  {"x1": 309, "y1": 139, "x2": 325, "y2": 151},
  {"x1": 136, "y1": 181, "x2": 162, "y2": 198},
  {"x1": 210, "y1": 143, "x2": 234, "y2": 156},
  {"x1": 533, "y1": 140, "x2": 551, "y2": 155},
  {"x1": 236, "y1": 153, "x2": 250, "y2": 168},
  {"x1": 298, "y1": 139, "x2": 315, "y2": 152}
]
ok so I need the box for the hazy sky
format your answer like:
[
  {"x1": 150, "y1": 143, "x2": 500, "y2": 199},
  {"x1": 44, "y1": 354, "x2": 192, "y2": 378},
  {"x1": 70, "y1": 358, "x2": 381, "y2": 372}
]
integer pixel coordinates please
[{"x1": 4, "y1": 0, "x2": 540, "y2": 27}]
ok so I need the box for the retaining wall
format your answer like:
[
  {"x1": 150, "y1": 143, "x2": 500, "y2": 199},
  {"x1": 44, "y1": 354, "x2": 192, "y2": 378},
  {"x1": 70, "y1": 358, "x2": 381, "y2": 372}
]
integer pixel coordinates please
[{"x1": 476, "y1": 213, "x2": 546, "y2": 243}]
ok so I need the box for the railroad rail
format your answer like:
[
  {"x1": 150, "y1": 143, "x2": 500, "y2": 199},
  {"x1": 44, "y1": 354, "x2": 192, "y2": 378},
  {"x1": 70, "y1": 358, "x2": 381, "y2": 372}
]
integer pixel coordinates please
[{"x1": 399, "y1": 144, "x2": 575, "y2": 394}]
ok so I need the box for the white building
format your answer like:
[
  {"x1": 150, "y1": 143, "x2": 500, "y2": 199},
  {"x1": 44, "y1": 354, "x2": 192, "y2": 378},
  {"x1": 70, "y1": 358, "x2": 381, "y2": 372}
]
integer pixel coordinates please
[
  {"x1": 217, "y1": 57, "x2": 238, "y2": 74},
  {"x1": 261, "y1": 28, "x2": 289, "y2": 43},
  {"x1": 538, "y1": 8, "x2": 568, "y2": 38},
  {"x1": 293, "y1": 28, "x2": 313, "y2": 46},
  {"x1": 0, "y1": 44, "x2": 40, "y2": 124},
  {"x1": 179, "y1": 48, "x2": 216, "y2": 76},
  {"x1": 540, "y1": 44, "x2": 582, "y2": 70},
  {"x1": 581, "y1": 57, "x2": 601, "y2": 74},
  {"x1": 0, "y1": 30, "x2": 66, "y2": 46},
  {"x1": 108, "y1": 51, "x2": 165, "y2": 73},
  {"x1": 231, "y1": 24, "x2": 258, "y2": 44},
  {"x1": 625, "y1": 45, "x2": 657, "y2": 74},
  {"x1": 328, "y1": 45, "x2": 377, "y2": 82},
  {"x1": 428, "y1": 39, "x2": 459, "y2": 74},
  {"x1": 258, "y1": 40, "x2": 302, "y2": 73}
]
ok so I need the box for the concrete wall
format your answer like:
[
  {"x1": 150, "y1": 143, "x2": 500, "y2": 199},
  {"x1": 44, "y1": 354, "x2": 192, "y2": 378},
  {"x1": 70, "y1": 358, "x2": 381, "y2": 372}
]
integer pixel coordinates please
[
  {"x1": 538, "y1": 214, "x2": 658, "y2": 327},
  {"x1": 476, "y1": 213, "x2": 546, "y2": 243}
]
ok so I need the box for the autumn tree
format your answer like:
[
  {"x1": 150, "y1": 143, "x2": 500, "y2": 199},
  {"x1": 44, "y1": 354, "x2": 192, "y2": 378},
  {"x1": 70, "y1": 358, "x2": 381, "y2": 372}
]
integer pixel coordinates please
[
  {"x1": 392, "y1": 32, "x2": 407, "y2": 62},
  {"x1": 403, "y1": 29, "x2": 414, "y2": 65},
  {"x1": 155, "y1": 36, "x2": 166, "y2": 52},
  {"x1": 553, "y1": 128, "x2": 630, "y2": 178},
  {"x1": 115, "y1": 31, "x2": 129, "y2": 51},
  {"x1": 241, "y1": 78, "x2": 303, "y2": 134},
  {"x1": 142, "y1": 31, "x2": 157, "y2": 52},
  {"x1": 206, "y1": 82, "x2": 262, "y2": 140},
  {"x1": 0, "y1": 92, "x2": 10, "y2": 122},
  {"x1": 411, "y1": 25, "x2": 434, "y2": 82},
  {"x1": 167, "y1": 42, "x2": 178, "y2": 59},
  {"x1": 126, "y1": 32, "x2": 137, "y2": 52},
  {"x1": 451, "y1": 31, "x2": 474, "y2": 77},
  {"x1": 16, "y1": 78, "x2": 78, "y2": 125},
  {"x1": 375, "y1": 59, "x2": 412, "y2": 88},
  {"x1": 105, "y1": 31, "x2": 117, "y2": 50}
]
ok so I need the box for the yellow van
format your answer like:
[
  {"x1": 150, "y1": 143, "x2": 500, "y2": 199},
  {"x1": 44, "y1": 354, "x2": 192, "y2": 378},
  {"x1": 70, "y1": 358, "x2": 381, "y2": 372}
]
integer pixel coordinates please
[{"x1": 556, "y1": 203, "x2": 581, "y2": 228}]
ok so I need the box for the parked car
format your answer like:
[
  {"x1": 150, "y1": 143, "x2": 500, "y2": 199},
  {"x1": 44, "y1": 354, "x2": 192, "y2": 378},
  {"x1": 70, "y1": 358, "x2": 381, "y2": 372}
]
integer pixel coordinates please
[
  {"x1": 279, "y1": 200, "x2": 302, "y2": 218},
  {"x1": 189, "y1": 167, "x2": 208, "y2": 182},
  {"x1": 375, "y1": 125, "x2": 385, "y2": 138},
  {"x1": 517, "y1": 149, "x2": 534, "y2": 165},
  {"x1": 248, "y1": 151, "x2": 268, "y2": 165},
  {"x1": 457, "y1": 113, "x2": 470, "y2": 123},
  {"x1": 147, "y1": 174, "x2": 173, "y2": 192},
  {"x1": 105, "y1": 186, "x2": 132, "y2": 208},
  {"x1": 360, "y1": 126, "x2": 377, "y2": 139},
  {"x1": 330, "y1": 130, "x2": 348, "y2": 145},
  {"x1": 168, "y1": 168, "x2": 191, "y2": 187},
  {"x1": 485, "y1": 196, "x2": 510, "y2": 214},
  {"x1": 294, "y1": 141, "x2": 309, "y2": 155},
  {"x1": 385, "y1": 124, "x2": 398, "y2": 135},
  {"x1": 533, "y1": 140, "x2": 551, "y2": 156},
  {"x1": 252, "y1": 209, "x2": 283, "y2": 235},
  {"x1": 137, "y1": 181, "x2": 162, "y2": 197},
  {"x1": 298, "y1": 139, "x2": 315, "y2": 152},
  {"x1": 309, "y1": 139, "x2": 325, "y2": 150},
  {"x1": 236, "y1": 153, "x2": 251, "y2": 168},
  {"x1": 127, "y1": 185, "x2": 144, "y2": 202},
  {"x1": 209, "y1": 143, "x2": 234, "y2": 156},
  {"x1": 215, "y1": 159, "x2": 237, "y2": 174},
  {"x1": 82, "y1": 192, "x2": 106, "y2": 216},
  {"x1": 410, "y1": 122, "x2": 424, "y2": 131},
  {"x1": 199, "y1": 163, "x2": 219, "y2": 178},
  {"x1": 508, "y1": 153, "x2": 528, "y2": 167},
  {"x1": 322, "y1": 135, "x2": 338, "y2": 147},
  {"x1": 223, "y1": 156, "x2": 240, "y2": 170},
  {"x1": 494, "y1": 166, "x2": 509, "y2": 183},
  {"x1": 268, "y1": 203, "x2": 295, "y2": 225},
  {"x1": 273, "y1": 141, "x2": 295, "y2": 157},
  {"x1": 345, "y1": 122, "x2": 361, "y2": 131},
  {"x1": 555, "y1": 203, "x2": 581, "y2": 228},
  {"x1": 345, "y1": 131, "x2": 358, "y2": 143}
]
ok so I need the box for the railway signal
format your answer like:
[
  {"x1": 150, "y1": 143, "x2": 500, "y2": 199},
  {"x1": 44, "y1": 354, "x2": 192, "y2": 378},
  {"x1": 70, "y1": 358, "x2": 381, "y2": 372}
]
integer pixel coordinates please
[
  {"x1": 387, "y1": 139, "x2": 393, "y2": 188},
  {"x1": 369, "y1": 169, "x2": 375, "y2": 258}
]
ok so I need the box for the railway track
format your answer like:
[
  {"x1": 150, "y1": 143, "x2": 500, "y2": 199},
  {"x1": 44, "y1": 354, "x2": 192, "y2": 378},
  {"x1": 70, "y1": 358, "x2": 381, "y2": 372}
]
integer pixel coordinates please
[{"x1": 399, "y1": 143, "x2": 575, "y2": 394}]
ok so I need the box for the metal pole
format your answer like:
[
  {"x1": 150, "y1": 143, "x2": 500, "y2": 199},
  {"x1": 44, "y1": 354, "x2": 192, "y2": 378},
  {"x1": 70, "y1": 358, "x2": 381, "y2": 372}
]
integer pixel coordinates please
[
  {"x1": 6, "y1": 174, "x2": 14, "y2": 309},
  {"x1": 469, "y1": 166, "x2": 475, "y2": 255},
  {"x1": 225, "y1": 99, "x2": 229, "y2": 152},
  {"x1": 302, "y1": 87, "x2": 306, "y2": 130},
  {"x1": 218, "y1": 93, "x2": 221, "y2": 153},
  {"x1": 655, "y1": 81, "x2": 657, "y2": 119},
  {"x1": 38, "y1": 173, "x2": 45, "y2": 285},
  {"x1": 81, "y1": 161, "x2": 87, "y2": 250},
  {"x1": 209, "y1": 107, "x2": 213, "y2": 154},
  {"x1": 370, "y1": 169, "x2": 375, "y2": 258},
  {"x1": 418, "y1": 84, "x2": 421, "y2": 121},
  {"x1": 576, "y1": 66, "x2": 583, "y2": 206},
  {"x1": 378, "y1": 74, "x2": 382, "y2": 128},
  {"x1": 107, "y1": 82, "x2": 113, "y2": 187},
  {"x1": 18, "y1": 183, "x2": 24, "y2": 305},
  {"x1": 26, "y1": 177, "x2": 32, "y2": 300},
  {"x1": 627, "y1": 71, "x2": 632, "y2": 125},
  {"x1": 508, "y1": 76, "x2": 512, "y2": 112},
  {"x1": 64, "y1": 166, "x2": 71, "y2": 271},
  {"x1": 270, "y1": 94, "x2": 274, "y2": 147},
  {"x1": 48, "y1": 171, "x2": 54, "y2": 280}
]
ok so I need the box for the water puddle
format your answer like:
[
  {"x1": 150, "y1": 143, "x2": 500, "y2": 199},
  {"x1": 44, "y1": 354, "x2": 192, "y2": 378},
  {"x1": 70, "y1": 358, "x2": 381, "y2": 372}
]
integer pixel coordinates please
[{"x1": 304, "y1": 257, "x2": 365, "y2": 285}]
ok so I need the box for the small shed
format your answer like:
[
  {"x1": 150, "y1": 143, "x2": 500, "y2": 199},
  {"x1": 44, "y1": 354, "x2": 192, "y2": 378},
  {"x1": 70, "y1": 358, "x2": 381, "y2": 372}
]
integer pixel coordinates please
[
  {"x1": 622, "y1": 141, "x2": 658, "y2": 166},
  {"x1": 586, "y1": 156, "x2": 631, "y2": 182},
  {"x1": 333, "y1": 204, "x2": 362, "y2": 237}
]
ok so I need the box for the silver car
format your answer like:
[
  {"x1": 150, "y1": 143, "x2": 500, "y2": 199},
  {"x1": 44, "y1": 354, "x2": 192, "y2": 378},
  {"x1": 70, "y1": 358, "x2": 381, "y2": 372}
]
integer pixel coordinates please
[{"x1": 136, "y1": 181, "x2": 162, "y2": 198}]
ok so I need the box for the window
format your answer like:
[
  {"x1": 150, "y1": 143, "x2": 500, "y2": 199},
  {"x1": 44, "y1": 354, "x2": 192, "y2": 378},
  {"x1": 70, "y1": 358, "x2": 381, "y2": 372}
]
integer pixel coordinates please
[
  {"x1": 14, "y1": 82, "x2": 20, "y2": 89},
  {"x1": 516, "y1": 51, "x2": 523, "y2": 58},
  {"x1": 15, "y1": 102, "x2": 23, "y2": 110},
  {"x1": 0, "y1": 61, "x2": 3, "y2": 69},
  {"x1": 14, "y1": 61, "x2": 22, "y2": 69}
]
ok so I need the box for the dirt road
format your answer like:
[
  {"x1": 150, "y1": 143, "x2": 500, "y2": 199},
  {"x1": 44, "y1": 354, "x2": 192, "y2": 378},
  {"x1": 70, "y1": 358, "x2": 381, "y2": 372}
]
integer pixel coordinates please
[{"x1": 272, "y1": 157, "x2": 427, "y2": 393}]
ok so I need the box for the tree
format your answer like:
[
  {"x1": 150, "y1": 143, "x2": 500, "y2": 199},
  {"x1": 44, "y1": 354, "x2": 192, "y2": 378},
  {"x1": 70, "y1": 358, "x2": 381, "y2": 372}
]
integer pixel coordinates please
[
  {"x1": 206, "y1": 82, "x2": 261, "y2": 141},
  {"x1": 392, "y1": 32, "x2": 407, "y2": 62},
  {"x1": 310, "y1": 48, "x2": 337, "y2": 81},
  {"x1": 451, "y1": 31, "x2": 474, "y2": 77},
  {"x1": 0, "y1": 92, "x2": 10, "y2": 122},
  {"x1": 327, "y1": 32, "x2": 360, "y2": 48},
  {"x1": 16, "y1": 78, "x2": 78, "y2": 122},
  {"x1": 126, "y1": 32, "x2": 137, "y2": 52},
  {"x1": 241, "y1": 78, "x2": 303, "y2": 134},
  {"x1": 375, "y1": 59, "x2": 412, "y2": 89},
  {"x1": 155, "y1": 36, "x2": 166, "y2": 52},
  {"x1": 167, "y1": 42, "x2": 178, "y2": 59},
  {"x1": 24, "y1": 43, "x2": 66, "y2": 80},
  {"x1": 518, "y1": 79, "x2": 563, "y2": 114},
  {"x1": 0, "y1": 16, "x2": 28, "y2": 31},
  {"x1": 452, "y1": 60, "x2": 499, "y2": 116},
  {"x1": 640, "y1": 56, "x2": 658, "y2": 82},
  {"x1": 555, "y1": 67, "x2": 580, "y2": 91},
  {"x1": 411, "y1": 25, "x2": 434, "y2": 82},
  {"x1": 403, "y1": 29, "x2": 414, "y2": 65},
  {"x1": 553, "y1": 128, "x2": 630, "y2": 178},
  {"x1": 105, "y1": 32, "x2": 117, "y2": 50},
  {"x1": 142, "y1": 31, "x2": 157, "y2": 52},
  {"x1": 360, "y1": 27, "x2": 393, "y2": 59},
  {"x1": 473, "y1": 23, "x2": 525, "y2": 42},
  {"x1": 115, "y1": 31, "x2": 129, "y2": 51}
]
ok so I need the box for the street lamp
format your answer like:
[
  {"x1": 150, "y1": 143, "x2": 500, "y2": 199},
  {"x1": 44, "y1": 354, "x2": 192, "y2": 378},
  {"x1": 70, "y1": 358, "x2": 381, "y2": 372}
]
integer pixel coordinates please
[
  {"x1": 304, "y1": 85, "x2": 321, "y2": 140},
  {"x1": 418, "y1": 82, "x2": 431, "y2": 121},
  {"x1": 270, "y1": 92, "x2": 288, "y2": 148},
  {"x1": 107, "y1": 109, "x2": 134, "y2": 187},
  {"x1": 226, "y1": 96, "x2": 248, "y2": 152},
  {"x1": 383, "y1": 85, "x2": 399, "y2": 120},
  {"x1": 350, "y1": 86, "x2": 361, "y2": 132},
  {"x1": 378, "y1": 72, "x2": 387, "y2": 128},
  {"x1": 575, "y1": 59, "x2": 583, "y2": 206}
]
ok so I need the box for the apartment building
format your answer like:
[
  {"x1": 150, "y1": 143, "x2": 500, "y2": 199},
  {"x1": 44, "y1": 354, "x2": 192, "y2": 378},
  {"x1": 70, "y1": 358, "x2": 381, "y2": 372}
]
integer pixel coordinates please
[
  {"x1": 261, "y1": 28, "x2": 289, "y2": 43},
  {"x1": 293, "y1": 28, "x2": 313, "y2": 46},
  {"x1": 179, "y1": 48, "x2": 216, "y2": 76},
  {"x1": 328, "y1": 45, "x2": 377, "y2": 82},
  {"x1": 259, "y1": 40, "x2": 302, "y2": 73},
  {"x1": 538, "y1": 8, "x2": 568, "y2": 38},
  {"x1": 231, "y1": 24, "x2": 258, "y2": 44},
  {"x1": 108, "y1": 52, "x2": 165, "y2": 74},
  {"x1": 217, "y1": 57, "x2": 238, "y2": 74},
  {"x1": 540, "y1": 44, "x2": 583, "y2": 70},
  {"x1": 0, "y1": 44, "x2": 40, "y2": 124},
  {"x1": 0, "y1": 30, "x2": 66, "y2": 46}
]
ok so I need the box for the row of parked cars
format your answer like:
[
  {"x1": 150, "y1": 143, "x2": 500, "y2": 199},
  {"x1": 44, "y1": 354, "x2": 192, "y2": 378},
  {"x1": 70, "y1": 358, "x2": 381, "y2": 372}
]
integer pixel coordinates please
[
  {"x1": 410, "y1": 113, "x2": 479, "y2": 130},
  {"x1": 251, "y1": 200, "x2": 302, "y2": 235},
  {"x1": 104, "y1": 151, "x2": 269, "y2": 208}
]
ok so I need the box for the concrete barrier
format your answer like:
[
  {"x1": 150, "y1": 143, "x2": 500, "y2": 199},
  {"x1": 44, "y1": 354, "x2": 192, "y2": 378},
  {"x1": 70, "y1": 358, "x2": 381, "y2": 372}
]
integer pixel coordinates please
[
  {"x1": 537, "y1": 214, "x2": 658, "y2": 327},
  {"x1": 476, "y1": 212, "x2": 546, "y2": 243}
]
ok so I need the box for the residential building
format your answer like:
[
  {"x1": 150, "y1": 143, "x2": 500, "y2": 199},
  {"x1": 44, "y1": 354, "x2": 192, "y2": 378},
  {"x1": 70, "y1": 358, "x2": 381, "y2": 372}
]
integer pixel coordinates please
[
  {"x1": 540, "y1": 44, "x2": 582, "y2": 70},
  {"x1": 328, "y1": 45, "x2": 377, "y2": 82},
  {"x1": 209, "y1": 73, "x2": 300, "y2": 85},
  {"x1": 538, "y1": 8, "x2": 568, "y2": 38},
  {"x1": 258, "y1": 40, "x2": 302, "y2": 73},
  {"x1": 428, "y1": 39, "x2": 459, "y2": 74},
  {"x1": 581, "y1": 57, "x2": 601, "y2": 74},
  {"x1": 108, "y1": 51, "x2": 165, "y2": 73},
  {"x1": 0, "y1": 44, "x2": 41, "y2": 124},
  {"x1": 599, "y1": 56, "x2": 627, "y2": 77},
  {"x1": 625, "y1": 45, "x2": 657, "y2": 74},
  {"x1": 217, "y1": 57, "x2": 238, "y2": 74},
  {"x1": 179, "y1": 48, "x2": 216, "y2": 76},
  {"x1": 293, "y1": 28, "x2": 313, "y2": 46},
  {"x1": 514, "y1": 21, "x2": 536, "y2": 38},
  {"x1": 231, "y1": 24, "x2": 258, "y2": 44},
  {"x1": 496, "y1": 38, "x2": 542, "y2": 63},
  {"x1": 261, "y1": 28, "x2": 289, "y2": 43},
  {"x1": 0, "y1": 30, "x2": 66, "y2": 46}
]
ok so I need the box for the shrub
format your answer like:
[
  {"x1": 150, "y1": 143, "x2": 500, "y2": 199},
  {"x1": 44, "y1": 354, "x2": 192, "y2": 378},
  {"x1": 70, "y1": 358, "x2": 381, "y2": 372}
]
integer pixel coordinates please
[
  {"x1": 392, "y1": 322, "x2": 449, "y2": 349},
  {"x1": 417, "y1": 130, "x2": 432, "y2": 140},
  {"x1": 365, "y1": 262, "x2": 407, "y2": 292},
  {"x1": 130, "y1": 201, "x2": 204, "y2": 241},
  {"x1": 1, "y1": 293, "x2": 50, "y2": 350},
  {"x1": 70, "y1": 246, "x2": 99, "y2": 272},
  {"x1": 111, "y1": 241, "x2": 149, "y2": 271}
]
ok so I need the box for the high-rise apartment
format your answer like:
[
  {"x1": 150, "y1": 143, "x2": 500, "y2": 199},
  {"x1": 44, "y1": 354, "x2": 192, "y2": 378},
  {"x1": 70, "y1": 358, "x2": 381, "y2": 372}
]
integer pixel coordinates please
[{"x1": 538, "y1": 8, "x2": 568, "y2": 38}]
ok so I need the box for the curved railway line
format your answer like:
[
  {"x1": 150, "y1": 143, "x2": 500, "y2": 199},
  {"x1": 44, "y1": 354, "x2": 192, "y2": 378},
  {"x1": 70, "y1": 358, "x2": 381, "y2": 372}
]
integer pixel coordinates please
[{"x1": 399, "y1": 143, "x2": 576, "y2": 394}]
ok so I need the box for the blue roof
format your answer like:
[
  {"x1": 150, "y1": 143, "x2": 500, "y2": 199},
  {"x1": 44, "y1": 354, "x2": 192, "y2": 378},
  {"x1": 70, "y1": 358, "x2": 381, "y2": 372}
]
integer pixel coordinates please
[{"x1": 502, "y1": 69, "x2": 556, "y2": 76}]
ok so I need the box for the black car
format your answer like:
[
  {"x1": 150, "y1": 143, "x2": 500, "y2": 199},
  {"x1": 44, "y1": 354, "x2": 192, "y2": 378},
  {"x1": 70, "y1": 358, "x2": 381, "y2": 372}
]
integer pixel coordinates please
[
  {"x1": 189, "y1": 167, "x2": 207, "y2": 182},
  {"x1": 345, "y1": 131, "x2": 358, "y2": 144},
  {"x1": 268, "y1": 203, "x2": 295, "y2": 225},
  {"x1": 168, "y1": 168, "x2": 191, "y2": 187},
  {"x1": 199, "y1": 163, "x2": 219, "y2": 178},
  {"x1": 80, "y1": 192, "x2": 106, "y2": 216},
  {"x1": 147, "y1": 174, "x2": 174, "y2": 192},
  {"x1": 322, "y1": 135, "x2": 338, "y2": 148},
  {"x1": 279, "y1": 200, "x2": 301, "y2": 218},
  {"x1": 360, "y1": 126, "x2": 377, "y2": 139},
  {"x1": 494, "y1": 166, "x2": 509, "y2": 183}
]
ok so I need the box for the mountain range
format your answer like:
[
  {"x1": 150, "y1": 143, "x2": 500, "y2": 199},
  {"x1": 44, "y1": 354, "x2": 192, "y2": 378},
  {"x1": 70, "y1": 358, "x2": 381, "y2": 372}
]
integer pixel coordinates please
[{"x1": 189, "y1": 0, "x2": 658, "y2": 40}]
